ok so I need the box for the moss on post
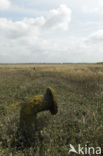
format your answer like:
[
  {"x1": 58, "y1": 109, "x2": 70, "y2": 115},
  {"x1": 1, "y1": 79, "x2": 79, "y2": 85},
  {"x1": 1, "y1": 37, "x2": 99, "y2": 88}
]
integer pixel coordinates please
[{"x1": 19, "y1": 87, "x2": 58, "y2": 138}]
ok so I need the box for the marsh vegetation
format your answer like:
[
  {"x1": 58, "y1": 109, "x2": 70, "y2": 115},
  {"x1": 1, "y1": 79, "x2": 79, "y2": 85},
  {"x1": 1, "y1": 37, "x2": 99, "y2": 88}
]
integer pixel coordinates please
[{"x1": 0, "y1": 64, "x2": 103, "y2": 155}]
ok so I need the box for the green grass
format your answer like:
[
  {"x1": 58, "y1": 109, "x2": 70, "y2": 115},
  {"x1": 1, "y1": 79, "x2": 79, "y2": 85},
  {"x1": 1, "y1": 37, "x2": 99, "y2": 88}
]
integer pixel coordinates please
[{"x1": 0, "y1": 64, "x2": 103, "y2": 156}]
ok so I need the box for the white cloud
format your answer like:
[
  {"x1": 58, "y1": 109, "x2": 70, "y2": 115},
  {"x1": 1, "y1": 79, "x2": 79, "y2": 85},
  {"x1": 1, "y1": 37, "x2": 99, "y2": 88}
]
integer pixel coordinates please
[
  {"x1": 86, "y1": 29, "x2": 103, "y2": 44},
  {"x1": 44, "y1": 4, "x2": 71, "y2": 30},
  {"x1": 0, "y1": 4, "x2": 72, "y2": 63},
  {"x1": 82, "y1": 6, "x2": 99, "y2": 14},
  {"x1": 0, "y1": 0, "x2": 11, "y2": 10},
  {"x1": 0, "y1": 0, "x2": 103, "y2": 63},
  {"x1": 0, "y1": 4, "x2": 71, "y2": 39}
]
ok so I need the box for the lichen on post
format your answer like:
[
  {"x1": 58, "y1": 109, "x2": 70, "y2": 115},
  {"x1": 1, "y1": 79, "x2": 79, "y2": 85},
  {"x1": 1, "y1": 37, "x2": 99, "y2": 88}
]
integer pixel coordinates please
[{"x1": 19, "y1": 87, "x2": 58, "y2": 138}]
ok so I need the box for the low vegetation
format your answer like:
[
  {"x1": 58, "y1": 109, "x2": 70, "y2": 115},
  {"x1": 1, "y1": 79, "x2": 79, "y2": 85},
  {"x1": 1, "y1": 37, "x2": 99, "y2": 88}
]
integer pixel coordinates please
[{"x1": 0, "y1": 64, "x2": 103, "y2": 156}]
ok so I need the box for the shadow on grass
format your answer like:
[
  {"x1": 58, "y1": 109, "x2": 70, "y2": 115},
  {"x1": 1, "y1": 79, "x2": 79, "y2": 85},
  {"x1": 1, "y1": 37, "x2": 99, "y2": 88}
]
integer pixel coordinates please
[{"x1": 8, "y1": 113, "x2": 50, "y2": 151}]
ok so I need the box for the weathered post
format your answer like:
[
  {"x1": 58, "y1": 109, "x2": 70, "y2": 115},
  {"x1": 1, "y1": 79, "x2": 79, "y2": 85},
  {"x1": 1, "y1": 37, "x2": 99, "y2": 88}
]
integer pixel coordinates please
[{"x1": 19, "y1": 87, "x2": 58, "y2": 140}]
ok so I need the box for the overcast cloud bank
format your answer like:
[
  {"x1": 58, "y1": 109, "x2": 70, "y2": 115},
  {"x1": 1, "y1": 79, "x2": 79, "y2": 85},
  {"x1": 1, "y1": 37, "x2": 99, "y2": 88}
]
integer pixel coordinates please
[
  {"x1": 0, "y1": 0, "x2": 103, "y2": 63},
  {"x1": 0, "y1": 0, "x2": 10, "y2": 10}
]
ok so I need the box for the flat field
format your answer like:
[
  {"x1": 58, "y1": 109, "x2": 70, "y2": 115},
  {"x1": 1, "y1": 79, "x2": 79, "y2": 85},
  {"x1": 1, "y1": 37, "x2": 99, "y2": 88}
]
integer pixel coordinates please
[{"x1": 0, "y1": 64, "x2": 103, "y2": 156}]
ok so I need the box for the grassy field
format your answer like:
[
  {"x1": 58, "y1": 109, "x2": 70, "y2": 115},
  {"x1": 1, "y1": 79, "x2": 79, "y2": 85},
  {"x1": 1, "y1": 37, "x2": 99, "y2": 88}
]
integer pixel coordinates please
[{"x1": 0, "y1": 64, "x2": 103, "y2": 156}]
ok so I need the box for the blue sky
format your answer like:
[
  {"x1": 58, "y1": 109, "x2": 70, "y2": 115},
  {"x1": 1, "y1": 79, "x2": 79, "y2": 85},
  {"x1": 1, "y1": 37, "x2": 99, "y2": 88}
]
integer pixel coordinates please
[{"x1": 0, "y1": 0, "x2": 103, "y2": 63}]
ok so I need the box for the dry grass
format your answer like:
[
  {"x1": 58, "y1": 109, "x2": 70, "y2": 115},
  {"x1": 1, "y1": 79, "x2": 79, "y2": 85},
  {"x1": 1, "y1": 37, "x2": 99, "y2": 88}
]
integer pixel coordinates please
[{"x1": 0, "y1": 64, "x2": 103, "y2": 155}]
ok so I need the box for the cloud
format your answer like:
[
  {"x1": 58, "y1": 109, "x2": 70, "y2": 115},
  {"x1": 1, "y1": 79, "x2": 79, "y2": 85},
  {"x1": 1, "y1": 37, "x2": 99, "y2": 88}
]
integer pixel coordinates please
[
  {"x1": 86, "y1": 29, "x2": 103, "y2": 44},
  {"x1": 0, "y1": 4, "x2": 72, "y2": 63},
  {"x1": 0, "y1": 17, "x2": 43, "y2": 39},
  {"x1": 0, "y1": 4, "x2": 71, "y2": 39},
  {"x1": 0, "y1": 0, "x2": 11, "y2": 10},
  {"x1": 82, "y1": 6, "x2": 99, "y2": 14},
  {"x1": 1, "y1": 0, "x2": 103, "y2": 63},
  {"x1": 44, "y1": 4, "x2": 71, "y2": 30}
]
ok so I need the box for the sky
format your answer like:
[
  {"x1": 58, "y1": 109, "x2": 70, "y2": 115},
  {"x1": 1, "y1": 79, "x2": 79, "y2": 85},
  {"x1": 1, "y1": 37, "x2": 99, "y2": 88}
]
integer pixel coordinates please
[{"x1": 0, "y1": 0, "x2": 103, "y2": 63}]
